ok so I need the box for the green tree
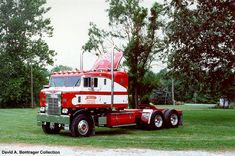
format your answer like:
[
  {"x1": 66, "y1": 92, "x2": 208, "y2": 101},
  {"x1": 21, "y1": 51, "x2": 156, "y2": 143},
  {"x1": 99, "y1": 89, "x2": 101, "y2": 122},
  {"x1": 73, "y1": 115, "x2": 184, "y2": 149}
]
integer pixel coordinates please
[
  {"x1": 165, "y1": 0, "x2": 235, "y2": 101},
  {"x1": 139, "y1": 70, "x2": 161, "y2": 104},
  {"x1": 156, "y1": 69, "x2": 217, "y2": 104},
  {"x1": 83, "y1": 0, "x2": 165, "y2": 108},
  {"x1": 0, "y1": 0, "x2": 55, "y2": 107},
  {"x1": 51, "y1": 65, "x2": 73, "y2": 73}
]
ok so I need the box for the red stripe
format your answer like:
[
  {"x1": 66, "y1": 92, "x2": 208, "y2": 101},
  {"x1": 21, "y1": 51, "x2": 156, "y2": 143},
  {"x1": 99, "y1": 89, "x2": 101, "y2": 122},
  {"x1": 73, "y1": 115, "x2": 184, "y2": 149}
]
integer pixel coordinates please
[
  {"x1": 74, "y1": 104, "x2": 128, "y2": 109},
  {"x1": 65, "y1": 91, "x2": 128, "y2": 95}
]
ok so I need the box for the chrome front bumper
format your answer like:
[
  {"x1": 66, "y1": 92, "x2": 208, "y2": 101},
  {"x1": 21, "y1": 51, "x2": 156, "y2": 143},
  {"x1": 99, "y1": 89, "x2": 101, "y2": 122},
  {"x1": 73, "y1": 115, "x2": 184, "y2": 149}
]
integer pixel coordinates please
[{"x1": 37, "y1": 113, "x2": 70, "y2": 126}]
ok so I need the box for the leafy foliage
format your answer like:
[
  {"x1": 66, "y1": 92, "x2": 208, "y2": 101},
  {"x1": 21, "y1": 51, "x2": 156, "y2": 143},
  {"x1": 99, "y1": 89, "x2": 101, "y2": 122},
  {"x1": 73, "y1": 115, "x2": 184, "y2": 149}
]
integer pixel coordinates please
[
  {"x1": 83, "y1": 0, "x2": 165, "y2": 108},
  {"x1": 82, "y1": 22, "x2": 110, "y2": 55},
  {"x1": 155, "y1": 69, "x2": 217, "y2": 104},
  {"x1": 165, "y1": 0, "x2": 235, "y2": 100},
  {"x1": 0, "y1": 0, "x2": 55, "y2": 107},
  {"x1": 139, "y1": 70, "x2": 160, "y2": 104},
  {"x1": 50, "y1": 65, "x2": 73, "y2": 73}
]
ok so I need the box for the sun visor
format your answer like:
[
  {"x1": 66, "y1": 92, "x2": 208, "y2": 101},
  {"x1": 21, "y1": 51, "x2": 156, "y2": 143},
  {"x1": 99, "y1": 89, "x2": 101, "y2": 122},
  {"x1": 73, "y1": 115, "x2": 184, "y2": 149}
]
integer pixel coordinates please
[{"x1": 91, "y1": 51, "x2": 123, "y2": 70}]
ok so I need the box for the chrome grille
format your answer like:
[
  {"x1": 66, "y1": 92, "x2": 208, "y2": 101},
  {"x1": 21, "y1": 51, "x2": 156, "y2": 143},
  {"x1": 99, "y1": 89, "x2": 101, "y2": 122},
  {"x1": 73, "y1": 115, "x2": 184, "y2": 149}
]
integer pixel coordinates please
[{"x1": 46, "y1": 93, "x2": 61, "y2": 115}]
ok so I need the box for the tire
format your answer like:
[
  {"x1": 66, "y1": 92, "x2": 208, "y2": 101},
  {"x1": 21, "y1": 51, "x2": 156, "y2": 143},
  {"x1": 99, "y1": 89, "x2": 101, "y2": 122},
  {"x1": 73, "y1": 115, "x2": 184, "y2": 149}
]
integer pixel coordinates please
[
  {"x1": 42, "y1": 122, "x2": 61, "y2": 134},
  {"x1": 71, "y1": 114, "x2": 93, "y2": 137},
  {"x1": 163, "y1": 109, "x2": 179, "y2": 128},
  {"x1": 149, "y1": 110, "x2": 164, "y2": 130}
]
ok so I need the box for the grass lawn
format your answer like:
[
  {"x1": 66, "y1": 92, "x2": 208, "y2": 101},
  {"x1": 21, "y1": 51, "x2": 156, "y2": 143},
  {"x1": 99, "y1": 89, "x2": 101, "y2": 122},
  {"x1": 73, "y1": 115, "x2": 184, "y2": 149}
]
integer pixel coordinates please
[{"x1": 0, "y1": 105, "x2": 234, "y2": 150}]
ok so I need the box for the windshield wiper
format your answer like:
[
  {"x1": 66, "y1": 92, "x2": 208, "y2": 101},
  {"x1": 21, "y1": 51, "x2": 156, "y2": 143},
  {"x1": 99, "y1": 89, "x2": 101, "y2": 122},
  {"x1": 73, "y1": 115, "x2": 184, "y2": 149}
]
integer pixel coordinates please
[{"x1": 74, "y1": 79, "x2": 80, "y2": 86}]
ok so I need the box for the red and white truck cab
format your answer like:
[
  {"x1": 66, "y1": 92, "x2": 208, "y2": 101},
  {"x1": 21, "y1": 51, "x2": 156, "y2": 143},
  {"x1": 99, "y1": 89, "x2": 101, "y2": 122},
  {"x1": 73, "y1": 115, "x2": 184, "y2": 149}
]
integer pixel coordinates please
[{"x1": 37, "y1": 51, "x2": 182, "y2": 137}]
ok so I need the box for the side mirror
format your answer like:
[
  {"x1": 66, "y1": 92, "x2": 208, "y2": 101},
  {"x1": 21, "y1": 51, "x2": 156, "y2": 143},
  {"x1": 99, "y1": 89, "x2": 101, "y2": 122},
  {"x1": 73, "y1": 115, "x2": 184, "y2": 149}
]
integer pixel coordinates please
[{"x1": 43, "y1": 85, "x2": 49, "y2": 89}]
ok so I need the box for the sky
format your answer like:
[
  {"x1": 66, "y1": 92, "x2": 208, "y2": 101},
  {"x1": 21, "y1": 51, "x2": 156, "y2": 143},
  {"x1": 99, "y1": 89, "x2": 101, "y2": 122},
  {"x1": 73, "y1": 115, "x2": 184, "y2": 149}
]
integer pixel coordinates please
[{"x1": 44, "y1": 0, "x2": 166, "y2": 72}]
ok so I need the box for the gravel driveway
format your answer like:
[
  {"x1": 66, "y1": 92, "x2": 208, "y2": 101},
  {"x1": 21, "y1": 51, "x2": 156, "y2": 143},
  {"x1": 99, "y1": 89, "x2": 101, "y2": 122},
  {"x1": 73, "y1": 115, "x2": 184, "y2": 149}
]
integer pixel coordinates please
[{"x1": 0, "y1": 143, "x2": 234, "y2": 156}]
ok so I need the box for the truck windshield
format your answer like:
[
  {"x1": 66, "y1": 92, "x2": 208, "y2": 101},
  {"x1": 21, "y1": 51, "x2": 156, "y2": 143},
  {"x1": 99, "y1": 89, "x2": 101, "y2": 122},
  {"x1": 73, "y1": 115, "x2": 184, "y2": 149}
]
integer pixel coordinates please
[{"x1": 49, "y1": 76, "x2": 81, "y2": 87}]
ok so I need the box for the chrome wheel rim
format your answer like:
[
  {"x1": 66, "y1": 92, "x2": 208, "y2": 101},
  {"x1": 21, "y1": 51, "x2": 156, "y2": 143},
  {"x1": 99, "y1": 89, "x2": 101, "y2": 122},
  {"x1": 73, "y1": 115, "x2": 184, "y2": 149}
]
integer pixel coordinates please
[
  {"x1": 78, "y1": 120, "x2": 89, "y2": 135},
  {"x1": 170, "y1": 114, "x2": 178, "y2": 126},
  {"x1": 154, "y1": 115, "x2": 163, "y2": 128}
]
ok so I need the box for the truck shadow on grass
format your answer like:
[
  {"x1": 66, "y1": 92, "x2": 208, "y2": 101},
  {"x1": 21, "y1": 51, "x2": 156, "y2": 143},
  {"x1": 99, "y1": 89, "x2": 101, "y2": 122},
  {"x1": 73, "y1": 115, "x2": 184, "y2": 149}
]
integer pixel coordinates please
[
  {"x1": 95, "y1": 126, "x2": 145, "y2": 136},
  {"x1": 57, "y1": 127, "x2": 138, "y2": 137},
  {"x1": 95, "y1": 129, "x2": 132, "y2": 136}
]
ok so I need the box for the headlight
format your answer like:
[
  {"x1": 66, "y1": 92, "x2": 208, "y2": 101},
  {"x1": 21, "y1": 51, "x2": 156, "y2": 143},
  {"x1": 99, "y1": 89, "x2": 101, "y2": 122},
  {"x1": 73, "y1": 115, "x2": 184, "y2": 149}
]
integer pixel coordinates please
[
  {"x1": 40, "y1": 107, "x2": 46, "y2": 113},
  {"x1": 62, "y1": 108, "x2": 68, "y2": 114}
]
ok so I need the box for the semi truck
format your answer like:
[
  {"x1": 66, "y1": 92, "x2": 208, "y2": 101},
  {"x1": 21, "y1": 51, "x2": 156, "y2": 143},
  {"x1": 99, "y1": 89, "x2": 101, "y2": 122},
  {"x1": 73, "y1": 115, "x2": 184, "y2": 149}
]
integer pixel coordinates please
[{"x1": 37, "y1": 51, "x2": 182, "y2": 137}]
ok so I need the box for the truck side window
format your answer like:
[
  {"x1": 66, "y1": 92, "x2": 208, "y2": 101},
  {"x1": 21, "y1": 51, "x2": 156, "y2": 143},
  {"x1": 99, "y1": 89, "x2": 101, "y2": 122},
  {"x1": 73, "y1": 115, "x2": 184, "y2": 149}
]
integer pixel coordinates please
[
  {"x1": 84, "y1": 77, "x2": 91, "y2": 87},
  {"x1": 104, "y1": 79, "x2": 106, "y2": 85},
  {"x1": 94, "y1": 78, "x2": 98, "y2": 87}
]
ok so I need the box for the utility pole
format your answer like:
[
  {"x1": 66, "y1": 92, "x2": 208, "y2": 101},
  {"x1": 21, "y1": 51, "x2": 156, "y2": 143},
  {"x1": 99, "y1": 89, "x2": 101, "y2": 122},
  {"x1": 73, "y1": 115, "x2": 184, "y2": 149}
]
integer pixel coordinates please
[{"x1": 30, "y1": 59, "x2": 34, "y2": 108}]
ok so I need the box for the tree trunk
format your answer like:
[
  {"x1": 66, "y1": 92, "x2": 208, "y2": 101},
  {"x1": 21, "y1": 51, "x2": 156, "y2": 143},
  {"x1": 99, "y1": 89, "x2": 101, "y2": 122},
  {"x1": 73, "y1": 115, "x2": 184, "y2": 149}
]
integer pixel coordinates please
[
  {"x1": 134, "y1": 86, "x2": 138, "y2": 108},
  {"x1": 129, "y1": 76, "x2": 139, "y2": 108}
]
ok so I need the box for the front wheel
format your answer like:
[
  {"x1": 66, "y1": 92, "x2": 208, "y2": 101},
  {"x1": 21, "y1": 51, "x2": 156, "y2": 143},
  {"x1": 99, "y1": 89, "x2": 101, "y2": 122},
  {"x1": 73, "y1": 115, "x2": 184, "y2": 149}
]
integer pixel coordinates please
[
  {"x1": 71, "y1": 114, "x2": 93, "y2": 137},
  {"x1": 42, "y1": 122, "x2": 61, "y2": 134}
]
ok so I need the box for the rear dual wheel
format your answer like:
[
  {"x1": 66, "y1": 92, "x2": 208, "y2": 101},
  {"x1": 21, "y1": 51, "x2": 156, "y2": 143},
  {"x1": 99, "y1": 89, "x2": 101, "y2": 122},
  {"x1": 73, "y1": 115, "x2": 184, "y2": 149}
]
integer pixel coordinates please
[
  {"x1": 163, "y1": 109, "x2": 179, "y2": 128},
  {"x1": 149, "y1": 111, "x2": 164, "y2": 130},
  {"x1": 149, "y1": 109, "x2": 179, "y2": 129}
]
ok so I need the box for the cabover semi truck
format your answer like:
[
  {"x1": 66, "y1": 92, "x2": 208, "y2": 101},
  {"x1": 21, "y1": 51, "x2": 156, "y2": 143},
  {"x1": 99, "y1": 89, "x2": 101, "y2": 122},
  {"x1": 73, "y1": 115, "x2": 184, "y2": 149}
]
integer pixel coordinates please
[{"x1": 37, "y1": 51, "x2": 182, "y2": 137}]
